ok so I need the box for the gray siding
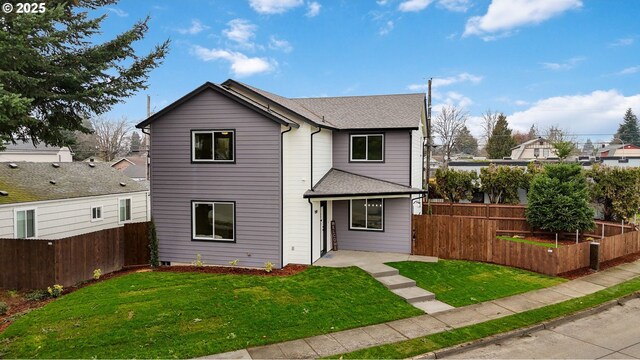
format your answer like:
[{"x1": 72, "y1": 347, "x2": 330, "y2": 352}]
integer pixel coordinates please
[
  {"x1": 333, "y1": 198, "x2": 411, "y2": 253},
  {"x1": 150, "y1": 89, "x2": 282, "y2": 268},
  {"x1": 332, "y1": 130, "x2": 411, "y2": 186}
]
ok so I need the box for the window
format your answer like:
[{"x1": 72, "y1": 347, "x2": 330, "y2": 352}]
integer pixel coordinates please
[
  {"x1": 192, "y1": 130, "x2": 235, "y2": 162},
  {"x1": 119, "y1": 198, "x2": 132, "y2": 223},
  {"x1": 192, "y1": 201, "x2": 235, "y2": 241},
  {"x1": 350, "y1": 199, "x2": 383, "y2": 231},
  {"x1": 15, "y1": 209, "x2": 36, "y2": 239},
  {"x1": 91, "y1": 206, "x2": 103, "y2": 222},
  {"x1": 350, "y1": 134, "x2": 384, "y2": 161}
]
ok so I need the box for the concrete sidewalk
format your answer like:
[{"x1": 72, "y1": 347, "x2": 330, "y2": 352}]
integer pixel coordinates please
[{"x1": 202, "y1": 261, "x2": 640, "y2": 360}]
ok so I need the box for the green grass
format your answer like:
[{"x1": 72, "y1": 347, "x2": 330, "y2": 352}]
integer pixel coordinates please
[
  {"x1": 497, "y1": 235, "x2": 558, "y2": 248},
  {"x1": 330, "y1": 276, "x2": 640, "y2": 359},
  {"x1": 0, "y1": 267, "x2": 422, "y2": 359},
  {"x1": 387, "y1": 260, "x2": 565, "y2": 307}
]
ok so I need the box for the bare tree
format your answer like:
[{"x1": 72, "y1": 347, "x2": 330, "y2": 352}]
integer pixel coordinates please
[
  {"x1": 92, "y1": 117, "x2": 133, "y2": 161},
  {"x1": 480, "y1": 110, "x2": 500, "y2": 143},
  {"x1": 433, "y1": 105, "x2": 468, "y2": 161}
]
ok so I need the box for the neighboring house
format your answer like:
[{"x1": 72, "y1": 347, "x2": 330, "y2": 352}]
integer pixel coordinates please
[
  {"x1": 0, "y1": 141, "x2": 73, "y2": 162},
  {"x1": 136, "y1": 80, "x2": 426, "y2": 268},
  {"x1": 0, "y1": 162, "x2": 149, "y2": 239},
  {"x1": 111, "y1": 154, "x2": 148, "y2": 181},
  {"x1": 510, "y1": 137, "x2": 557, "y2": 160},
  {"x1": 600, "y1": 156, "x2": 640, "y2": 168},
  {"x1": 597, "y1": 144, "x2": 640, "y2": 157}
]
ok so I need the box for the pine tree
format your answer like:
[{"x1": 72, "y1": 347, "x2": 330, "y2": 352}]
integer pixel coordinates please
[
  {"x1": 0, "y1": 0, "x2": 169, "y2": 149},
  {"x1": 130, "y1": 132, "x2": 142, "y2": 154},
  {"x1": 582, "y1": 138, "x2": 594, "y2": 156},
  {"x1": 615, "y1": 108, "x2": 640, "y2": 145},
  {"x1": 485, "y1": 114, "x2": 517, "y2": 159},
  {"x1": 453, "y1": 125, "x2": 478, "y2": 155}
]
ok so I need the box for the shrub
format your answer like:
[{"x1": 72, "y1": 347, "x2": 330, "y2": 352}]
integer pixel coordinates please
[
  {"x1": 93, "y1": 268, "x2": 102, "y2": 280},
  {"x1": 587, "y1": 164, "x2": 640, "y2": 221},
  {"x1": 229, "y1": 259, "x2": 239, "y2": 266},
  {"x1": 479, "y1": 164, "x2": 527, "y2": 204},
  {"x1": 434, "y1": 168, "x2": 478, "y2": 202},
  {"x1": 47, "y1": 284, "x2": 64, "y2": 298},
  {"x1": 193, "y1": 254, "x2": 204, "y2": 267},
  {"x1": 25, "y1": 289, "x2": 49, "y2": 301},
  {"x1": 264, "y1": 261, "x2": 274, "y2": 273},
  {"x1": 0, "y1": 301, "x2": 8, "y2": 315},
  {"x1": 149, "y1": 218, "x2": 160, "y2": 267}
]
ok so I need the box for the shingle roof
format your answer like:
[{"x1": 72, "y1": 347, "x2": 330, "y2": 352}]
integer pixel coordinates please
[
  {"x1": 304, "y1": 168, "x2": 425, "y2": 198},
  {"x1": 0, "y1": 162, "x2": 147, "y2": 205},
  {"x1": 292, "y1": 93, "x2": 425, "y2": 129},
  {"x1": 2, "y1": 141, "x2": 62, "y2": 152}
]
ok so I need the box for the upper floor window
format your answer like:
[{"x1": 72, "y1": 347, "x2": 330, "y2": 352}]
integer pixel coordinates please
[
  {"x1": 192, "y1": 130, "x2": 235, "y2": 162},
  {"x1": 350, "y1": 134, "x2": 384, "y2": 162},
  {"x1": 15, "y1": 208, "x2": 36, "y2": 239}
]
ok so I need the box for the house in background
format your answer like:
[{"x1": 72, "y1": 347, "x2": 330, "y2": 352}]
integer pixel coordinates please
[
  {"x1": 597, "y1": 143, "x2": 640, "y2": 157},
  {"x1": 0, "y1": 162, "x2": 149, "y2": 239},
  {"x1": 0, "y1": 142, "x2": 73, "y2": 163},
  {"x1": 510, "y1": 137, "x2": 557, "y2": 160},
  {"x1": 111, "y1": 154, "x2": 148, "y2": 181},
  {"x1": 137, "y1": 80, "x2": 426, "y2": 268}
]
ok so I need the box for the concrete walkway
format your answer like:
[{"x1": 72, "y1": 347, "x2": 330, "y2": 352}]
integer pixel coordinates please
[{"x1": 202, "y1": 260, "x2": 640, "y2": 360}]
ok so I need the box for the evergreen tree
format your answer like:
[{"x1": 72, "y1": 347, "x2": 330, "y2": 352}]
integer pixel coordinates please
[
  {"x1": 582, "y1": 138, "x2": 594, "y2": 156},
  {"x1": 453, "y1": 125, "x2": 478, "y2": 155},
  {"x1": 0, "y1": 0, "x2": 169, "y2": 149},
  {"x1": 130, "y1": 131, "x2": 142, "y2": 154},
  {"x1": 485, "y1": 114, "x2": 517, "y2": 159},
  {"x1": 615, "y1": 108, "x2": 640, "y2": 145}
]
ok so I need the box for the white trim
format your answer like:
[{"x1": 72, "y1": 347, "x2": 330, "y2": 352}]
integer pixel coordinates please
[
  {"x1": 307, "y1": 194, "x2": 410, "y2": 202},
  {"x1": 191, "y1": 201, "x2": 235, "y2": 241},
  {"x1": 349, "y1": 198, "x2": 384, "y2": 231},
  {"x1": 191, "y1": 130, "x2": 235, "y2": 162},
  {"x1": 350, "y1": 134, "x2": 384, "y2": 162},
  {"x1": 90, "y1": 205, "x2": 104, "y2": 222},
  {"x1": 14, "y1": 207, "x2": 37, "y2": 239},
  {"x1": 117, "y1": 197, "x2": 132, "y2": 224}
]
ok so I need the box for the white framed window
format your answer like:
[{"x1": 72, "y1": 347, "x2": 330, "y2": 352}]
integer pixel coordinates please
[
  {"x1": 192, "y1": 201, "x2": 235, "y2": 241},
  {"x1": 15, "y1": 208, "x2": 37, "y2": 239},
  {"x1": 91, "y1": 205, "x2": 103, "y2": 222},
  {"x1": 118, "y1": 197, "x2": 132, "y2": 223},
  {"x1": 350, "y1": 134, "x2": 384, "y2": 162},
  {"x1": 350, "y1": 198, "x2": 384, "y2": 231},
  {"x1": 192, "y1": 130, "x2": 235, "y2": 162}
]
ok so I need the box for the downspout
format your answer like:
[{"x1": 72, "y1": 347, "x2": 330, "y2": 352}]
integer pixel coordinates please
[
  {"x1": 309, "y1": 126, "x2": 321, "y2": 264},
  {"x1": 280, "y1": 125, "x2": 292, "y2": 269},
  {"x1": 141, "y1": 126, "x2": 151, "y2": 181}
]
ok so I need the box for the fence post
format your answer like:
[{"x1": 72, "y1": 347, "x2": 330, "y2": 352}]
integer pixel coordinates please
[
  {"x1": 602, "y1": 223, "x2": 605, "y2": 239},
  {"x1": 622, "y1": 220, "x2": 625, "y2": 235},
  {"x1": 590, "y1": 242, "x2": 600, "y2": 271}
]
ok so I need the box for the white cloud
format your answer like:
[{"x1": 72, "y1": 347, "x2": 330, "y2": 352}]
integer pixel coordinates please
[
  {"x1": 398, "y1": 0, "x2": 433, "y2": 12},
  {"x1": 106, "y1": 7, "x2": 128, "y2": 17},
  {"x1": 192, "y1": 46, "x2": 276, "y2": 77},
  {"x1": 306, "y1": 1, "x2": 321, "y2": 17},
  {"x1": 377, "y1": 0, "x2": 389, "y2": 4},
  {"x1": 463, "y1": 0, "x2": 582, "y2": 39},
  {"x1": 249, "y1": 0, "x2": 304, "y2": 14},
  {"x1": 507, "y1": 90, "x2": 640, "y2": 136},
  {"x1": 617, "y1": 66, "x2": 640, "y2": 75},
  {"x1": 178, "y1": 19, "x2": 210, "y2": 35},
  {"x1": 223, "y1": 19, "x2": 257, "y2": 48},
  {"x1": 437, "y1": 0, "x2": 471, "y2": 12},
  {"x1": 514, "y1": 100, "x2": 529, "y2": 106},
  {"x1": 541, "y1": 56, "x2": 585, "y2": 71},
  {"x1": 609, "y1": 37, "x2": 634, "y2": 47},
  {"x1": 379, "y1": 20, "x2": 395, "y2": 36},
  {"x1": 407, "y1": 72, "x2": 483, "y2": 91},
  {"x1": 269, "y1": 36, "x2": 293, "y2": 53}
]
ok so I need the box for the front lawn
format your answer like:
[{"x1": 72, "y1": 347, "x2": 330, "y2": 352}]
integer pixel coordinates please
[
  {"x1": 386, "y1": 260, "x2": 565, "y2": 307},
  {"x1": 0, "y1": 267, "x2": 422, "y2": 359}
]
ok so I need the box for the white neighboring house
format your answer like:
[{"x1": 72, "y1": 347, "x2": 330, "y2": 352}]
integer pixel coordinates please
[
  {"x1": 0, "y1": 162, "x2": 149, "y2": 239},
  {"x1": 510, "y1": 137, "x2": 557, "y2": 160},
  {"x1": 0, "y1": 142, "x2": 73, "y2": 162}
]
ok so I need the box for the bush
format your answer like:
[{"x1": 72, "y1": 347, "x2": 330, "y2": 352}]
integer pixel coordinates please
[
  {"x1": 264, "y1": 261, "x2": 274, "y2": 273},
  {"x1": 479, "y1": 164, "x2": 527, "y2": 204},
  {"x1": 149, "y1": 218, "x2": 160, "y2": 267},
  {"x1": 0, "y1": 301, "x2": 8, "y2": 315},
  {"x1": 193, "y1": 254, "x2": 204, "y2": 267},
  {"x1": 93, "y1": 268, "x2": 102, "y2": 280},
  {"x1": 526, "y1": 163, "x2": 594, "y2": 233},
  {"x1": 434, "y1": 168, "x2": 478, "y2": 202},
  {"x1": 25, "y1": 289, "x2": 49, "y2": 301},
  {"x1": 47, "y1": 284, "x2": 64, "y2": 298},
  {"x1": 587, "y1": 164, "x2": 640, "y2": 221}
]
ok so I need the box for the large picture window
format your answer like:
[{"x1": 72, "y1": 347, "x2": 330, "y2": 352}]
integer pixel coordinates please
[
  {"x1": 192, "y1": 130, "x2": 235, "y2": 162},
  {"x1": 192, "y1": 201, "x2": 235, "y2": 241},
  {"x1": 15, "y1": 208, "x2": 36, "y2": 239},
  {"x1": 350, "y1": 134, "x2": 384, "y2": 161},
  {"x1": 350, "y1": 199, "x2": 383, "y2": 231}
]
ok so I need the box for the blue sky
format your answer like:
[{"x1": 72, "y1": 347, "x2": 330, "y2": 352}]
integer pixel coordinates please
[{"x1": 100, "y1": 0, "x2": 640, "y2": 146}]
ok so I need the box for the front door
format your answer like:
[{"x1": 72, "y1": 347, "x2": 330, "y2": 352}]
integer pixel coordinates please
[{"x1": 320, "y1": 201, "x2": 327, "y2": 255}]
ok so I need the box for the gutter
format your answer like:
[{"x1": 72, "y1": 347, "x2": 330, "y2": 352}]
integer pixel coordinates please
[{"x1": 280, "y1": 125, "x2": 292, "y2": 269}]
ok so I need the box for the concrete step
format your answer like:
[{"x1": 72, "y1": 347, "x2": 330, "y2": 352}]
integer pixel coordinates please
[
  {"x1": 359, "y1": 263, "x2": 399, "y2": 278},
  {"x1": 377, "y1": 275, "x2": 416, "y2": 290},
  {"x1": 392, "y1": 286, "x2": 436, "y2": 303},
  {"x1": 412, "y1": 300, "x2": 455, "y2": 314}
]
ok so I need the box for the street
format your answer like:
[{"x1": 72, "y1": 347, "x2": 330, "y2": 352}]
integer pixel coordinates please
[{"x1": 445, "y1": 298, "x2": 640, "y2": 359}]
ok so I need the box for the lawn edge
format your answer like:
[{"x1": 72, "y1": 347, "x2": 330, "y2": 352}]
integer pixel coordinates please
[{"x1": 419, "y1": 291, "x2": 640, "y2": 359}]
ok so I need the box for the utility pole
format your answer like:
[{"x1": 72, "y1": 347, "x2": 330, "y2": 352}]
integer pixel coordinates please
[{"x1": 425, "y1": 78, "x2": 433, "y2": 193}]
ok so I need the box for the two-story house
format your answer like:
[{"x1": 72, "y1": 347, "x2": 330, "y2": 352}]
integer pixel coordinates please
[
  {"x1": 136, "y1": 80, "x2": 426, "y2": 268},
  {"x1": 510, "y1": 137, "x2": 557, "y2": 160}
]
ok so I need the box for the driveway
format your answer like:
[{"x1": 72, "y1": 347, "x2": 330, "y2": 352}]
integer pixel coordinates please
[{"x1": 445, "y1": 298, "x2": 640, "y2": 359}]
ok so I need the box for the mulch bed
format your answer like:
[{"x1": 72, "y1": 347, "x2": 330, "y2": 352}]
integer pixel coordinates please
[
  {"x1": 154, "y1": 264, "x2": 308, "y2": 276},
  {"x1": 559, "y1": 252, "x2": 640, "y2": 280}
]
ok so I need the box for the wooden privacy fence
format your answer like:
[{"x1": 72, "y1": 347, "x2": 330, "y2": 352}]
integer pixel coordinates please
[
  {"x1": 0, "y1": 222, "x2": 150, "y2": 290},
  {"x1": 412, "y1": 215, "x2": 638, "y2": 276}
]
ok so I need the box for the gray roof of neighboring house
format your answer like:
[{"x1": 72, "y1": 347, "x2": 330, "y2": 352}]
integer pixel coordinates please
[
  {"x1": 292, "y1": 93, "x2": 425, "y2": 129},
  {"x1": 2, "y1": 141, "x2": 64, "y2": 152},
  {"x1": 112, "y1": 155, "x2": 147, "y2": 179},
  {"x1": 303, "y1": 168, "x2": 425, "y2": 198},
  {"x1": 0, "y1": 162, "x2": 147, "y2": 205}
]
